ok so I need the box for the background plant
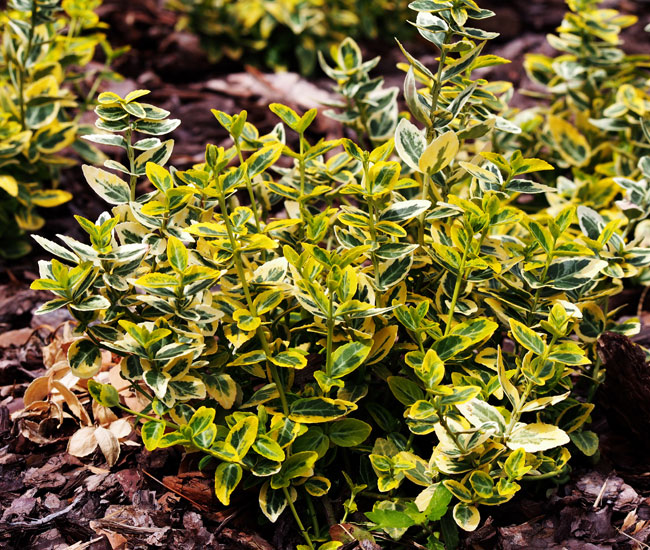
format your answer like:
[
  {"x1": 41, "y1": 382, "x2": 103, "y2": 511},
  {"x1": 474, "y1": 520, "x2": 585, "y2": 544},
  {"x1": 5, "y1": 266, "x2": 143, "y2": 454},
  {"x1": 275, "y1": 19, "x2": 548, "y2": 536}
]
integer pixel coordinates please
[
  {"x1": 167, "y1": 0, "x2": 412, "y2": 75},
  {"x1": 319, "y1": 37, "x2": 399, "y2": 150},
  {"x1": 0, "y1": 0, "x2": 123, "y2": 258},
  {"x1": 29, "y1": 0, "x2": 650, "y2": 549}
]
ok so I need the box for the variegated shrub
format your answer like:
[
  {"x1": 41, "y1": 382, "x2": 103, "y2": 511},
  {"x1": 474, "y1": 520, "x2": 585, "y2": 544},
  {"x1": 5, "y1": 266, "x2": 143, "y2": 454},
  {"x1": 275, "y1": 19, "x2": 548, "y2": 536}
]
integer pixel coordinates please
[
  {"x1": 167, "y1": 0, "x2": 411, "y2": 75},
  {"x1": 0, "y1": 0, "x2": 122, "y2": 257},
  {"x1": 31, "y1": 0, "x2": 650, "y2": 548}
]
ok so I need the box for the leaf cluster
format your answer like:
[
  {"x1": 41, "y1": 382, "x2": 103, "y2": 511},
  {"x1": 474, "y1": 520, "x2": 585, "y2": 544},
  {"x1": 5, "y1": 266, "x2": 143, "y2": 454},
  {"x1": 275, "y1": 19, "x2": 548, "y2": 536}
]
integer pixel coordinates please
[
  {"x1": 167, "y1": 0, "x2": 412, "y2": 75},
  {"x1": 0, "y1": 0, "x2": 123, "y2": 257}
]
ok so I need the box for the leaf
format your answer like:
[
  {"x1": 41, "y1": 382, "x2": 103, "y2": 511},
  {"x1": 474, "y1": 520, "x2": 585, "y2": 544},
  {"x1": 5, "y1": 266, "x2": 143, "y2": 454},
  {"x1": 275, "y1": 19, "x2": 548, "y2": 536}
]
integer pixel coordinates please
[
  {"x1": 259, "y1": 481, "x2": 288, "y2": 523},
  {"x1": 289, "y1": 397, "x2": 356, "y2": 423},
  {"x1": 503, "y1": 448, "x2": 530, "y2": 479},
  {"x1": 269, "y1": 103, "x2": 301, "y2": 131},
  {"x1": 67, "y1": 338, "x2": 102, "y2": 379},
  {"x1": 248, "y1": 143, "x2": 284, "y2": 178},
  {"x1": 253, "y1": 435, "x2": 286, "y2": 462},
  {"x1": 68, "y1": 426, "x2": 98, "y2": 458},
  {"x1": 570, "y1": 430, "x2": 599, "y2": 457},
  {"x1": 330, "y1": 341, "x2": 373, "y2": 378},
  {"x1": 304, "y1": 476, "x2": 331, "y2": 497},
  {"x1": 549, "y1": 115, "x2": 591, "y2": 167},
  {"x1": 365, "y1": 509, "x2": 416, "y2": 529},
  {"x1": 82, "y1": 165, "x2": 131, "y2": 204},
  {"x1": 146, "y1": 162, "x2": 173, "y2": 194},
  {"x1": 188, "y1": 406, "x2": 216, "y2": 436},
  {"x1": 225, "y1": 416, "x2": 258, "y2": 459},
  {"x1": 271, "y1": 451, "x2": 319, "y2": 489},
  {"x1": 419, "y1": 131, "x2": 459, "y2": 173},
  {"x1": 380, "y1": 200, "x2": 431, "y2": 223},
  {"x1": 395, "y1": 118, "x2": 426, "y2": 173},
  {"x1": 453, "y1": 503, "x2": 480, "y2": 532},
  {"x1": 205, "y1": 373, "x2": 238, "y2": 409},
  {"x1": 507, "y1": 423, "x2": 570, "y2": 453},
  {"x1": 141, "y1": 420, "x2": 166, "y2": 451},
  {"x1": 457, "y1": 398, "x2": 506, "y2": 434},
  {"x1": 387, "y1": 376, "x2": 425, "y2": 406},
  {"x1": 87, "y1": 380, "x2": 120, "y2": 408},
  {"x1": 509, "y1": 319, "x2": 545, "y2": 356},
  {"x1": 328, "y1": 418, "x2": 372, "y2": 447},
  {"x1": 167, "y1": 236, "x2": 188, "y2": 272},
  {"x1": 215, "y1": 462, "x2": 242, "y2": 505},
  {"x1": 270, "y1": 349, "x2": 308, "y2": 369}
]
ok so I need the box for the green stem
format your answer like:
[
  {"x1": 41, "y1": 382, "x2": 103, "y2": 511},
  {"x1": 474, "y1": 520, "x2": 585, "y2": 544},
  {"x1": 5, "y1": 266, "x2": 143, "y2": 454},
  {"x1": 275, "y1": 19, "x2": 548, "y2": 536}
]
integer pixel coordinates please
[
  {"x1": 117, "y1": 404, "x2": 180, "y2": 430},
  {"x1": 439, "y1": 412, "x2": 465, "y2": 454},
  {"x1": 304, "y1": 491, "x2": 320, "y2": 538},
  {"x1": 444, "y1": 236, "x2": 471, "y2": 336},
  {"x1": 364, "y1": 160, "x2": 381, "y2": 285},
  {"x1": 234, "y1": 140, "x2": 262, "y2": 231},
  {"x1": 217, "y1": 191, "x2": 290, "y2": 416},
  {"x1": 282, "y1": 487, "x2": 314, "y2": 549},
  {"x1": 522, "y1": 468, "x2": 568, "y2": 481},
  {"x1": 418, "y1": 173, "x2": 433, "y2": 245},
  {"x1": 427, "y1": 33, "x2": 451, "y2": 142},
  {"x1": 354, "y1": 98, "x2": 374, "y2": 149},
  {"x1": 124, "y1": 127, "x2": 137, "y2": 199},
  {"x1": 298, "y1": 132, "x2": 308, "y2": 220},
  {"x1": 324, "y1": 291, "x2": 335, "y2": 396},
  {"x1": 19, "y1": 1, "x2": 38, "y2": 129}
]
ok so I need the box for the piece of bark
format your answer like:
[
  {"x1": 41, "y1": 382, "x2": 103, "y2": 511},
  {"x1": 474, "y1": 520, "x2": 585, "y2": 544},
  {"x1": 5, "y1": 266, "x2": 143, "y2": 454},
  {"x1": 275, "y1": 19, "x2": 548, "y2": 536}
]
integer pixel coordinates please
[{"x1": 598, "y1": 332, "x2": 650, "y2": 450}]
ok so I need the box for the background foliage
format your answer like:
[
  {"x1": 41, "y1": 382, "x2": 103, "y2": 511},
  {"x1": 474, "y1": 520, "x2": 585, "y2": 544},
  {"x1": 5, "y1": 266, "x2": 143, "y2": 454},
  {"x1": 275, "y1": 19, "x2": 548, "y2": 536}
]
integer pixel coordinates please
[
  {"x1": 0, "y1": 0, "x2": 122, "y2": 258},
  {"x1": 167, "y1": 0, "x2": 412, "y2": 75}
]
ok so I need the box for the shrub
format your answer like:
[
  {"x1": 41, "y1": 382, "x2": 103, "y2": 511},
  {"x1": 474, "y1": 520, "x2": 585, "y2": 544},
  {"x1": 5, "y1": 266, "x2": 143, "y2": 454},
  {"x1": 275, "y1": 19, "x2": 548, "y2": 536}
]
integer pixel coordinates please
[
  {"x1": 167, "y1": 0, "x2": 411, "y2": 75},
  {"x1": 505, "y1": 0, "x2": 650, "y2": 208},
  {"x1": 0, "y1": 0, "x2": 122, "y2": 258},
  {"x1": 31, "y1": 0, "x2": 650, "y2": 548},
  {"x1": 319, "y1": 37, "x2": 399, "y2": 149}
]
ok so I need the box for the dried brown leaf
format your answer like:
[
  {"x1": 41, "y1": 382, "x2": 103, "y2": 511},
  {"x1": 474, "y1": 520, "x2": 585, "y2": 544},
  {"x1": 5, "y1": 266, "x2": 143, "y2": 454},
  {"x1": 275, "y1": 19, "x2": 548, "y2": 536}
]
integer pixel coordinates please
[
  {"x1": 52, "y1": 380, "x2": 91, "y2": 426},
  {"x1": 23, "y1": 376, "x2": 52, "y2": 406},
  {"x1": 95, "y1": 425, "x2": 120, "y2": 467},
  {"x1": 68, "y1": 426, "x2": 98, "y2": 457}
]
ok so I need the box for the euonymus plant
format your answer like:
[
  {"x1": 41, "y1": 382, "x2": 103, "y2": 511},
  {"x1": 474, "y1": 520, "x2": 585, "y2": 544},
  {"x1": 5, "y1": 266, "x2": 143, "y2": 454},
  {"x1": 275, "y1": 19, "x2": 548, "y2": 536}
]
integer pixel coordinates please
[
  {"x1": 167, "y1": 0, "x2": 411, "y2": 75},
  {"x1": 31, "y1": 0, "x2": 650, "y2": 548},
  {"x1": 0, "y1": 0, "x2": 122, "y2": 258}
]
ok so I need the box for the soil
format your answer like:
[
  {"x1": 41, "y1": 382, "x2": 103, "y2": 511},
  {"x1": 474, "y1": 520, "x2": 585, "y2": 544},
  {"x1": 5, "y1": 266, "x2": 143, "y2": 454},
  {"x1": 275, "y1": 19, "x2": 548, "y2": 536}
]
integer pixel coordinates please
[{"x1": 2, "y1": 1, "x2": 650, "y2": 549}]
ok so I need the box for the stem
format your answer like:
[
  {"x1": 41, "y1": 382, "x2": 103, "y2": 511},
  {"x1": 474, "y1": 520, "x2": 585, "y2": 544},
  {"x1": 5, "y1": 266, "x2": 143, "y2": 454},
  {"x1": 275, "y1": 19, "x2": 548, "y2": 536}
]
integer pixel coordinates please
[
  {"x1": 19, "y1": 1, "x2": 37, "y2": 129},
  {"x1": 124, "y1": 127, "x2": 137, "y2": 199},
  {"x1": 117, "y1": 404, "x2": 180, "y2": 430},
  {"x1": 282, "y1": 487, "x2": 314, "y2": 549},
  {"x1": 363, "y1": 160, "x2": 381, "y2": 285},
  {"x1": 217, "y1": 191, "x2": 290, "y2": 416},
  {"x1": 304, "y1": 491, "x2": 320, "y2": 537},
  {"x1": 504, "y1": 334, "x2": 558, "y2": 438},
  {"x1": 234, "y1": 140, "x2": 262, "y2": 231},
  {"x1": 439, "y1": 413, "x2": 466, "y2": 454},
  {"x1": 444, "y1": 235, "x2": 471, "y2": 336},
  {"x1": 298, "y1": 132, "x2": 308, "y2": 220},
  {"x1": 324, "y1": 291, "x2": 335, "y2": 396},
  {"x1": 354, "y1": 98, "x2": 374, "y2": 149},
  {"x1": 418, "y1": 173, "x2": 433, "y2": 245},
  {"x1": 427, "y1": 32, "x2": 451, "y2": 142}
]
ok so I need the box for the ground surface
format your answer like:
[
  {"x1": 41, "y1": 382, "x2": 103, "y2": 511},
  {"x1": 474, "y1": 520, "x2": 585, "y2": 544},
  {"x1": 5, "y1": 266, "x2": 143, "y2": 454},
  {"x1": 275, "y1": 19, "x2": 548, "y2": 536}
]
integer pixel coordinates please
[{"x1": 2, "y1": 1, "x2": 650, "y2": 549}]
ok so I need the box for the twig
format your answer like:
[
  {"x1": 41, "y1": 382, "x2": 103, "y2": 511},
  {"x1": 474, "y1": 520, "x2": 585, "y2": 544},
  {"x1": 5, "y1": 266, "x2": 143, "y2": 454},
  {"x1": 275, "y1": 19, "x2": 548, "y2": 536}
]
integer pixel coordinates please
[
  {"x1": 616, "y1": 526, "x2": 650, "y2": 549},
  {"x1": 141, "y1": 469, "x2": 210, "y2": 512},
  {"x1": 0, "y1": 493, "x2": 83, "y2": 529},
  {"x1": 593, "y1": 475, "x2": 611, "y2": 509}
]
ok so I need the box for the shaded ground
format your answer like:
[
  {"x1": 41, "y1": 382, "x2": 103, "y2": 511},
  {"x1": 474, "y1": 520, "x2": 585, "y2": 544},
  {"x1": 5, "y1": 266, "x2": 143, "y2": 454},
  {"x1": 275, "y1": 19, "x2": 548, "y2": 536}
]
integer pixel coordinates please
[{"x1": 2, "y1": 0, "x2": 650, "y2": 548}]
